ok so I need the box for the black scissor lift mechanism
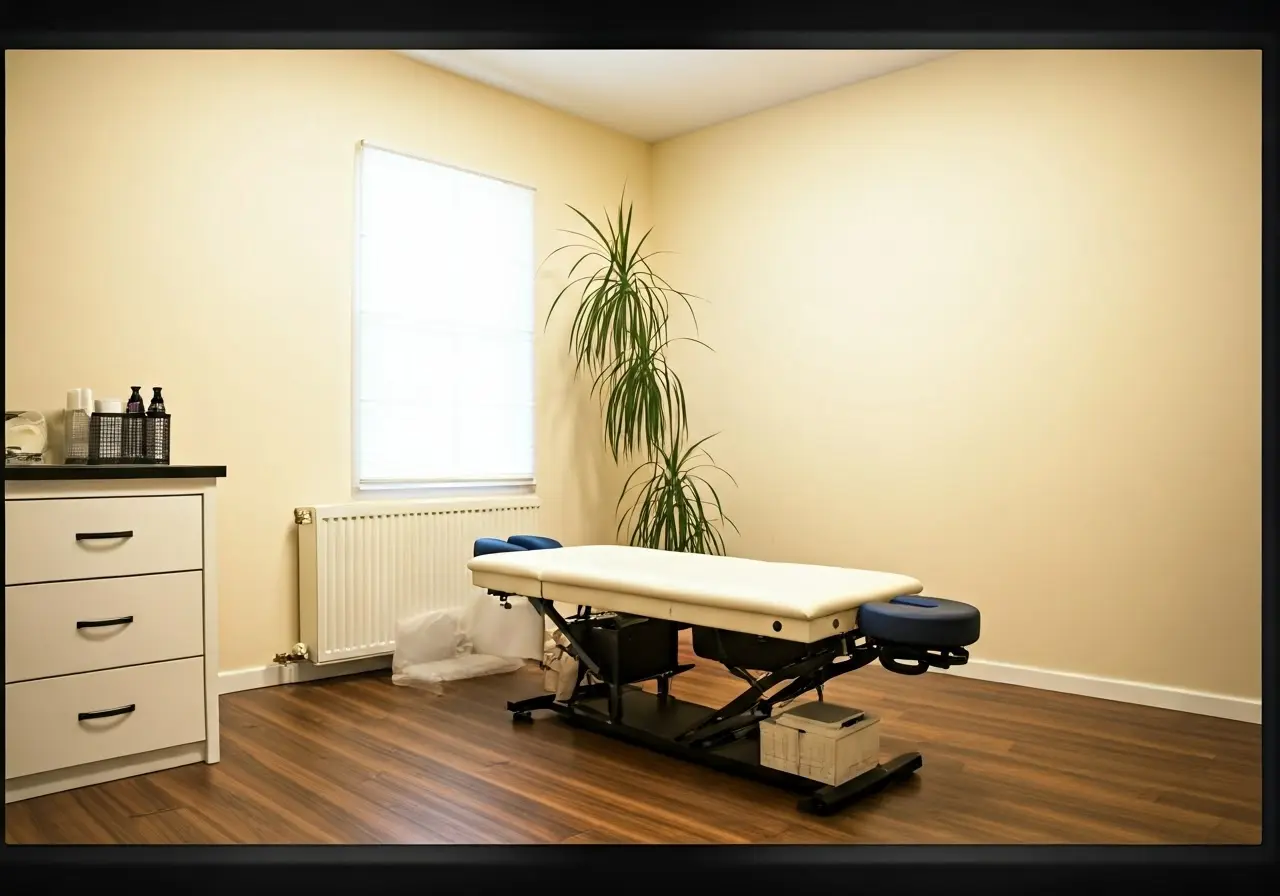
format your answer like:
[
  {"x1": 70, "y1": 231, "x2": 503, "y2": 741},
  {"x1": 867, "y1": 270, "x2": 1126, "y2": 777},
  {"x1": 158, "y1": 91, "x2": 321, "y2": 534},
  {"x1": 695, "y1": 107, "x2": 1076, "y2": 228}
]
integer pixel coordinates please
[{"x1": 477, "y1": 536, "x2": 980, "y2": 816}]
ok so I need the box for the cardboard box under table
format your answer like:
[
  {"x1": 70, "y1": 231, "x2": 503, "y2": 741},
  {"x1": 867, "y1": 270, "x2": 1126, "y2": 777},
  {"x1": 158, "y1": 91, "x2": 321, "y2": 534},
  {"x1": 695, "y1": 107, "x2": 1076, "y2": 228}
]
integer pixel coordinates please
[{"x1": 760, "y1": 702, "x2": 880, "y2": 786}]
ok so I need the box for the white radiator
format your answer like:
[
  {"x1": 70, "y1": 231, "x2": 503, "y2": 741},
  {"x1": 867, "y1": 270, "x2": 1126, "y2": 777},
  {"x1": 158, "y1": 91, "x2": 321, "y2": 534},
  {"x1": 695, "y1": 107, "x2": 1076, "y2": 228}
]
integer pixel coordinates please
[{"x1": 294, "y1": 495, "x2": 541, "y2": 664}]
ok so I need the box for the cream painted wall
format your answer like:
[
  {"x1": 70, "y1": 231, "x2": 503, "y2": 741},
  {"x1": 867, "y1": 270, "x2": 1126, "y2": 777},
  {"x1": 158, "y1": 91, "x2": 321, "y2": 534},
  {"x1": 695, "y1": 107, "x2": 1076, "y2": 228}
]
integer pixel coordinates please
[
  {"x1": 651, "y1": 50, "x2": 1260, "y2": 698},
  {"x1": 6, "y1": 48, "x2": 1261, "y2": 700},
  {"x1": 4, "y1": 50, "x2": 651, "y2": 671}
]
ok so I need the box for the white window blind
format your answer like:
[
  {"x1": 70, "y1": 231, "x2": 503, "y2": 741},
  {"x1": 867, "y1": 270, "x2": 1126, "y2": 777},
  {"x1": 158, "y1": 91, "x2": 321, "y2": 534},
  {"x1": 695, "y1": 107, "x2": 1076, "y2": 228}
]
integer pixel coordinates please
[{"x1": 354, "y1": 143, "x2": 536, "y2": 490}]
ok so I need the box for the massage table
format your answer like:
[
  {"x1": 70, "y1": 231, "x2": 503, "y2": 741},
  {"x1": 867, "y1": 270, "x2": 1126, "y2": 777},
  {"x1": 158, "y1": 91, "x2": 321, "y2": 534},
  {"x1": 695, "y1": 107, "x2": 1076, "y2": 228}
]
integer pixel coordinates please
[{"x1": 468, "y1": 536, "x2": 980, "y2": 815}]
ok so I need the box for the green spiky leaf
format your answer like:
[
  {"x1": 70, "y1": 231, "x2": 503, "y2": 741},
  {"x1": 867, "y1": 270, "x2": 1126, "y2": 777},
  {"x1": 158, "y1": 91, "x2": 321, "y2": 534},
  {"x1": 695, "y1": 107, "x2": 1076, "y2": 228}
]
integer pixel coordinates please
[{"x1": 544, "y1": 190, "x2": 737, "y2": 554}]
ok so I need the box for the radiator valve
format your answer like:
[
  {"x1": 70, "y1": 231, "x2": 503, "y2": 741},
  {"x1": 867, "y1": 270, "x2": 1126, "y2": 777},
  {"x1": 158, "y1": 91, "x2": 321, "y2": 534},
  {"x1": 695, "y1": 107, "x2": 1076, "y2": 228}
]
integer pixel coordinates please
[{"x1": 273, "y1": 642, "x2": 310, "y2": 665}]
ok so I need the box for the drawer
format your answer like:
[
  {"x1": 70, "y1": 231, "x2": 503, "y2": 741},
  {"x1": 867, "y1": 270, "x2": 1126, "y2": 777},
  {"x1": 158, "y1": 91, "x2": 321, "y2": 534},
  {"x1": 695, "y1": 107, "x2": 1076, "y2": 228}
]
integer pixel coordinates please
[
  {"x1": 4, "y1": 495, "x2": 203, "y2": 585},
  {"x1": 5, "y1": 571, "x2": 204, "y2": 683},
  {"x1": 5, "y1": 656, "x2": 206, "y2": 780}
]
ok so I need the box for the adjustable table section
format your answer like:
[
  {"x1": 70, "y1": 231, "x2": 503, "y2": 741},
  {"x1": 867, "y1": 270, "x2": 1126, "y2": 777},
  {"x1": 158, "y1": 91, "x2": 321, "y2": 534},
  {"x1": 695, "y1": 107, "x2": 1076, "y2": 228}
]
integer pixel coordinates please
[{"x1": 468, "y1": 538, "x2": 980, "y2": 815}]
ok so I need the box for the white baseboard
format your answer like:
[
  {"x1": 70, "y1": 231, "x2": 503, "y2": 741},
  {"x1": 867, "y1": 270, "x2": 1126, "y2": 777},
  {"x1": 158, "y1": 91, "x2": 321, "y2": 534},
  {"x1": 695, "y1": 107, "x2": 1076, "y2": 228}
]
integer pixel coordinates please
[
  {"x1": 217, "y1": 649, "x2": 1260, "y2": 725},
  {"x1": 219, "y1": 655, "x2": 392, "y2": 695},
  {"x1": 934, "y1": 657, "x2": 1261, "y2": 724}
]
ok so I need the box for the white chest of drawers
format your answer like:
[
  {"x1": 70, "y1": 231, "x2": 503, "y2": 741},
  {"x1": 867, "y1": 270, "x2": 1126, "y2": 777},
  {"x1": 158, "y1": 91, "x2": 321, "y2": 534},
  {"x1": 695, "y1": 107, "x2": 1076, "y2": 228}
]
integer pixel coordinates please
[{"x1": 4, "y1": 465, "x2": 225, "y2": 803}]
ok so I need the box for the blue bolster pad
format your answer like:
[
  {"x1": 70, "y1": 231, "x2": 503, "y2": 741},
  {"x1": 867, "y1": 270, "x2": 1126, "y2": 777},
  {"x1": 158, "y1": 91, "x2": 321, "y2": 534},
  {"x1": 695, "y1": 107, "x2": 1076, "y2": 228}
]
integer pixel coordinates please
[
  {"x1": 856, "y1": 595, "x2": 980, "y2": 647},
  {"x1": 888, "y1": 596, "x2": 939, "y2": 608},
  {"x1": 474, "y1": 537, "x2": 527, "y2": 557},
  {"x1": 506, "y1": 535, "x2": 563, "y2": 551}
]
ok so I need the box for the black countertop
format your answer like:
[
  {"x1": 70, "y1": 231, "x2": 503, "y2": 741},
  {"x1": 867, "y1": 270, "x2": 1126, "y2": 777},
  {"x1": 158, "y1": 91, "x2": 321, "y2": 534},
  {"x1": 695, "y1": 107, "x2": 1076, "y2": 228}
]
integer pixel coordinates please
[{"x1": 4, "y1": 464, "x2": 226, "y2": 481}]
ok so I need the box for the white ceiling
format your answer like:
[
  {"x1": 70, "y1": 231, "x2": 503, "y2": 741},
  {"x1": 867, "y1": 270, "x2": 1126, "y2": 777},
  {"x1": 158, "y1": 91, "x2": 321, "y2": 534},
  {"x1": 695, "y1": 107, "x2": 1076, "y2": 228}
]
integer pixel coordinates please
[{"x1": 398, "y1": 50, "x2": 956, "y2": 143}]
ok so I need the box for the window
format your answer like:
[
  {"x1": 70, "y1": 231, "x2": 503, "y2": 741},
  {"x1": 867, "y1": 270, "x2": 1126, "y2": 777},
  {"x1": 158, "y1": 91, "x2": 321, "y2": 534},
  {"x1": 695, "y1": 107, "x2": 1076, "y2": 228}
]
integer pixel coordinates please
[{"x1": 353, "y1": 142, "x2": 536, "y2": 493}]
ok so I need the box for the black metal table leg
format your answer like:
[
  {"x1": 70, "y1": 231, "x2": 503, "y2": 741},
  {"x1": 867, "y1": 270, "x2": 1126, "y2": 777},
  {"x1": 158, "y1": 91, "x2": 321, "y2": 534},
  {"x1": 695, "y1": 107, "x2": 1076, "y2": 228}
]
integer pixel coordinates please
[
  {"x1": 507, "y1": 692, "x2": 557, "y2": 722},
  {"x1": 508, "y1": 685, "x2": 616, "y2": 721},
  {"x1": 609, "y1": 681, "x2": 622, "y2": 722}
]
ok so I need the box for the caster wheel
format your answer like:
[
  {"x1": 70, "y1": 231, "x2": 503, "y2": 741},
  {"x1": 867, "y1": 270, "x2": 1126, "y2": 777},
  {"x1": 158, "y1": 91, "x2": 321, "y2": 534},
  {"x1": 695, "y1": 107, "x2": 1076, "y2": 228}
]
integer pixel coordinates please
[{"x1": 512, "y1": 711, "x2": 532, "y2": 723}]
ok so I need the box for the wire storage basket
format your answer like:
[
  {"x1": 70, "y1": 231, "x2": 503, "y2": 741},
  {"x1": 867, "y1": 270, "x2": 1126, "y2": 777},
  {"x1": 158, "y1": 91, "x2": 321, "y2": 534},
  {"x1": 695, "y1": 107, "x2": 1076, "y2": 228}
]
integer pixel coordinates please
[
  {"x1": 65, "y1": 408, "x2": 91, "y2": 464},
  {"x1": 144, "y1": 413, "x2": 171, "y2": 464},
  {"x1": 121, "y1": 413, "x2": 146, "y2": 463},
  {"x1": 88, "y1": 412, "x2": 124, "y2": 464}
]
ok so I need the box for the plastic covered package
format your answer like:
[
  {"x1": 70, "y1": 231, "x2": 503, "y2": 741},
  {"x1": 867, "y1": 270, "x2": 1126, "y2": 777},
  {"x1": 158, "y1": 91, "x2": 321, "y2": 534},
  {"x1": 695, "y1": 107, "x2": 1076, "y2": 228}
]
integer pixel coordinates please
[
  {"x1": 393, "y1": 653, "x2": 526, "y2": 695},
  {"x1": 395, "y1": 606, "x2": 470, "y2": 664},
  {"x1": 464, "y1": 593, "x2": 545, "y2": 660},
  {"x1": 391, "y1": 593, "x2": 540, "y2": 695}
]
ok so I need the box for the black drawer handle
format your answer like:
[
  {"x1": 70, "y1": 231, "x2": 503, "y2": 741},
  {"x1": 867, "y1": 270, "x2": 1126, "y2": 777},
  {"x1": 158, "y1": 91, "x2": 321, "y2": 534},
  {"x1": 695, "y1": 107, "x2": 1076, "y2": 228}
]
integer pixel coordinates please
[
  {"x1": 76, "y1": 615, "x2": 135, "y2": 629},
  {"x1": 78, "y1": 704, "x2": 136, "y2": 721},
  {"x1": 76, "y1": 530, "x2": 134, "y2": 541}
]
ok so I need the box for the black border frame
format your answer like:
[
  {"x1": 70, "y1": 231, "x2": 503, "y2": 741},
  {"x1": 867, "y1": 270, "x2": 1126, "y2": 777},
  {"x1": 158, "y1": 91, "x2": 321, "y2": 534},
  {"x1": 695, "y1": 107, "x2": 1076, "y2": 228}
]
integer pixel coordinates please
[{"x1": 1, "y1": 2, "x2": 1274, "y2": 890}]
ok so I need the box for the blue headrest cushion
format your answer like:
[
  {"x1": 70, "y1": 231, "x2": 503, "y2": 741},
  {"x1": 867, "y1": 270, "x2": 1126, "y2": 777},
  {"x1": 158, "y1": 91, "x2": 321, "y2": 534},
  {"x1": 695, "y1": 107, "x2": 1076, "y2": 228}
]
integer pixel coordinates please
[
  {"x1": 859, "y1": 595, "x2": 980, "y2": 647},
  {"x1": 890, "y1": 596, "x2": 940, "y2": 608},
  {"x1": 474, "y1": 537, "x2": 527, "y2": 557},
  {"x1": 506, "y1": 535, "x2": 563, "y2": 551}
]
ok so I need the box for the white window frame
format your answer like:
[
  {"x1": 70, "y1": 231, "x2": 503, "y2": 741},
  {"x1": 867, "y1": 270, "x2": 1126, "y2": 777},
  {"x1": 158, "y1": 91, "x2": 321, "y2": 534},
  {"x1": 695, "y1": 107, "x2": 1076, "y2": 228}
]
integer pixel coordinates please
[{"x1": 350, "y1": 140, "x2": 538, "y2": 499}]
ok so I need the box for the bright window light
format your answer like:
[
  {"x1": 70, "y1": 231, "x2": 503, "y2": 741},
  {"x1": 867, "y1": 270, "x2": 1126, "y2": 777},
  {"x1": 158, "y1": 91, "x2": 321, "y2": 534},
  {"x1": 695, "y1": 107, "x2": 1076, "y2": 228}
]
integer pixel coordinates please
[{"x1": 354, "y1": 143, "x2": 535, "y2": 491}]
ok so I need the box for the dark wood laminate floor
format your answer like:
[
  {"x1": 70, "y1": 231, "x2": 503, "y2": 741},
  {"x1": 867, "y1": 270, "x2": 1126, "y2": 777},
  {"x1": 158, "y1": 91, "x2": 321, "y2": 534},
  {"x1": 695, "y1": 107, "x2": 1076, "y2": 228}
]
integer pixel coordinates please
[{"x1": 5, "y1": 636, "x2": 1262, "y2": 845}]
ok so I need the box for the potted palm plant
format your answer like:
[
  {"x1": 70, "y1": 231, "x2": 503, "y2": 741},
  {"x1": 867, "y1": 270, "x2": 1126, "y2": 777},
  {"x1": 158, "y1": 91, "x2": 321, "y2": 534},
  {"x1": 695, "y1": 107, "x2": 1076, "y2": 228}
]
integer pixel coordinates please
[{"x1": 546, "y1": 191, "x2": 737, "y2": 554}]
